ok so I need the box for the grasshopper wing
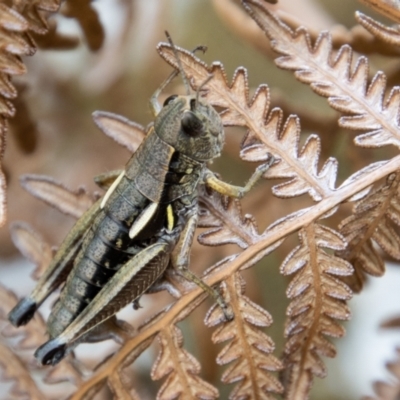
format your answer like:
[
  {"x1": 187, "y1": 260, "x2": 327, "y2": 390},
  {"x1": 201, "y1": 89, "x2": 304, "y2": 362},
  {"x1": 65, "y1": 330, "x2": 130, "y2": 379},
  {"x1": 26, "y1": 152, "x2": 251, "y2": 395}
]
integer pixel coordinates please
[{"x1": 35, "y1": 242, "x2": 170, "y2": 365}]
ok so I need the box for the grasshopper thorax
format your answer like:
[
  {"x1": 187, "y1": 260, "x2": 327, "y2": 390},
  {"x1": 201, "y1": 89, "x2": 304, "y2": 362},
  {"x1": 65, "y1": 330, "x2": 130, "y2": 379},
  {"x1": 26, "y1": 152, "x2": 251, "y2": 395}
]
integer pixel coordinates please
[{"x1": 154, "y1": 94, "x2": 224, "y2": 162}]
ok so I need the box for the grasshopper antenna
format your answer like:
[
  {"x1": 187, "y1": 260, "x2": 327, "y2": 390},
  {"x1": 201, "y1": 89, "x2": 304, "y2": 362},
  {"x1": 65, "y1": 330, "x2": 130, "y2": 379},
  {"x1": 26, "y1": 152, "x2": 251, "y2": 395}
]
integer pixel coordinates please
[
  {"x1": 165, "y1": 31, "x2": 191, "y2": 96},
  {"x1": 195, "y1": 73, "x2": 213, "y2": 109}
]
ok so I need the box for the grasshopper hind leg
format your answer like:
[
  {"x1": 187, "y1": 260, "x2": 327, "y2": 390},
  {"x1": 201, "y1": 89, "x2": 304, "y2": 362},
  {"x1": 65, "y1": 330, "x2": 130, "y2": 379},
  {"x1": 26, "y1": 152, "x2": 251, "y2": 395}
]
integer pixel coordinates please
[
  {"x1": 35, "y1": 243, "x2": 170, "y2": 365},
  {"x1": 35, "y1": 316, "x2": 134, "y2": 365},
  {"x1": 8, "y1": 298, "x2": 37, "y2": 327}
]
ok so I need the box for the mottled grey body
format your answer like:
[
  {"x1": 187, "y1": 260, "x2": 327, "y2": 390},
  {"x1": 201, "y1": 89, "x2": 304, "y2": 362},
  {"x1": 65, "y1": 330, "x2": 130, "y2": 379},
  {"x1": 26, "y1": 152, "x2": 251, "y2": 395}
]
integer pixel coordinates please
[{"x1": 47, "y1": 127, "x2": 205, "y2": 338}]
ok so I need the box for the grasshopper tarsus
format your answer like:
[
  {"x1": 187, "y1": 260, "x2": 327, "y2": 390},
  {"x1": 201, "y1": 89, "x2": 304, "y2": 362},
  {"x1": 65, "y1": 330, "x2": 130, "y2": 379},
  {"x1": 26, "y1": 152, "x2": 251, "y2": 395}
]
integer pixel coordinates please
[{"x1": 132, "y1": 298, "x2": 142, "y2": 310}]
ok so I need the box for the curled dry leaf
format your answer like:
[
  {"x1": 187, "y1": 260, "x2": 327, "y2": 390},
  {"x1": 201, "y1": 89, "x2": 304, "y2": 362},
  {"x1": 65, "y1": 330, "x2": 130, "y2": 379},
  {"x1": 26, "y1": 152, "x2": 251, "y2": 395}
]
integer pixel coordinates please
[
  {"x1": 338, "y1": 172, "x2": 400, "y2": 292},
  {"x1": 20, "y1": 174, "x2": 96, "y2": 219},
  {"x1": 92, "y1": 111, "x2": 146, "y2": 154},
  {"x1": 205, "y1": 272, "x2": 283, "y2": 399},
  {"x1": 358, "y1": 0, "x2": 400, "y2": 24},
  {"x1": 242, "y1": 0, "x2": 400, "y2": 149},
  {"x1": 280, "y1": 223, "x2": 353, "y2": 399},
  {"x1": 356, "y1": 11, "x2": 400, "y2": 47}
]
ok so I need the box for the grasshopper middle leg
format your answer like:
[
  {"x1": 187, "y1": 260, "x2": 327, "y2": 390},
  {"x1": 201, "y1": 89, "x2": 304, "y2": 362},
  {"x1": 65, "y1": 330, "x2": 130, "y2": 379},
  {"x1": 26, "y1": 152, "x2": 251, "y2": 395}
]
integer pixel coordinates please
[{"x1": 171, "y1": 212, "x2": 233, "y2": 321}]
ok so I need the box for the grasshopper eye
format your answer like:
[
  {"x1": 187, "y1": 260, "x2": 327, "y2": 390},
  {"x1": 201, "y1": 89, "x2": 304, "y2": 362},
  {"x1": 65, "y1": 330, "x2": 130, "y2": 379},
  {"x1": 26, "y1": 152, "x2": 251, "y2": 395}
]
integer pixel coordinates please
[
  {"x1": 163, "y1": 95, "x2": 178, "y2": 107},
  {"x1": 181, "y1": 112, "x2": 203, "y2": 137}
]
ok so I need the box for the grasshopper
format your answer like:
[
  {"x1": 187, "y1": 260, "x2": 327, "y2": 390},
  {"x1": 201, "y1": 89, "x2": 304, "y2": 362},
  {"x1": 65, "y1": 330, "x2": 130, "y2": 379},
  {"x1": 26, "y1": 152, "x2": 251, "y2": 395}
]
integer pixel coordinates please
[{"x1": 8, "y1": 34, "x2": 274, "y2": 366}]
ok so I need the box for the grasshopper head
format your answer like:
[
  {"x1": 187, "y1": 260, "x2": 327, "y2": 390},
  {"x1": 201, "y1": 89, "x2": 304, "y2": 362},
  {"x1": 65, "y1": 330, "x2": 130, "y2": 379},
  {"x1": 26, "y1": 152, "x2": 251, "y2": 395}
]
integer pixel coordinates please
[{"x1": 154, "y1": 94, "x2": 224, "y2": 162}]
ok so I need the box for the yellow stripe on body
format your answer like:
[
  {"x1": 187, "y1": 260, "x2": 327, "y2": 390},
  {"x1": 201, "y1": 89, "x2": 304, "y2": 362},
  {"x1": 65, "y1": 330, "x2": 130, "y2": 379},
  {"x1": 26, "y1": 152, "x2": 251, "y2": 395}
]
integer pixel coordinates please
[{"x1": 166, "y1": 204, "x2": 174, "y2": 231}]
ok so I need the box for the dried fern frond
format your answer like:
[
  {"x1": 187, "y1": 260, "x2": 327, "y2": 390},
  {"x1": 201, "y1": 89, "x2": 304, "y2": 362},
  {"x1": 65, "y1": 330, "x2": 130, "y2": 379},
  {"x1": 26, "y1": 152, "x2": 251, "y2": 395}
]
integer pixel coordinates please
[
  {"x1": 242, "y1": 0, "x2": 400, "y2": 150},
  {"x1": 20, "y1": 174, "x2": 97, "y2": 218},
  {"x1": 205, "y1": 272, "x2": 283, "y2": 399},
  {"x1": 152, "y1": 324, "x2": 219, "y2": 400},
  {"x1": 92, "y1": 111, "x2": 146, "y2": 154},
  {"x1": 6, "y1": 3, "x2": 400, "y2": 395},
  {"x1": 356, "y1": 11, "x2": 400, "y2": 47},
  {"x1": 0, "y1": 3, "x2": 35, "y2": 227},
  {"x1": 280, "y1": 223, "x2": 352, "y2": 398},
  {"x1": 0, "y1": 0, "x2": 60, "y2": 229},
  {"x1": 338, "y1": 173, "x2": 400, "y2": 291},
  {"x1": 0, "y1": 0, "x2": 105, "y2": 228}
]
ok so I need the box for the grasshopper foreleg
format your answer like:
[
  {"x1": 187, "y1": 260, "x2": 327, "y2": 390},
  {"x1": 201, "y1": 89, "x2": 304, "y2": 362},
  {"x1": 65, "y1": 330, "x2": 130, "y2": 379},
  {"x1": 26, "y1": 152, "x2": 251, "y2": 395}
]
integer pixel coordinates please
[
  {"x1": 172, "y1": 212, "x2": 233, "y2": 321},
  {"x1": 204, "y1": 154, "x2": 275, "y2": 198}
]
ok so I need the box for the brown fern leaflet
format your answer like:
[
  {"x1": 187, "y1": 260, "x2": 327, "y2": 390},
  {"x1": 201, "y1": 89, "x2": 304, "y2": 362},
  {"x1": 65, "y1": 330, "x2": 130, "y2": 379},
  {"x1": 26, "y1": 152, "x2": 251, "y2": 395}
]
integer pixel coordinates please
[
  {"x1": 338, "y1": 172, "x2": 400, "y2": 291},
  {"x1": 205, "y1": 272, "x2": 283, "y2": 399},
  {"x1": 280, "y1": 223, "x2": 352, "y2": 398},
  {"x1": 242, "y1": 0, "x2": 400, "y2": 150}
]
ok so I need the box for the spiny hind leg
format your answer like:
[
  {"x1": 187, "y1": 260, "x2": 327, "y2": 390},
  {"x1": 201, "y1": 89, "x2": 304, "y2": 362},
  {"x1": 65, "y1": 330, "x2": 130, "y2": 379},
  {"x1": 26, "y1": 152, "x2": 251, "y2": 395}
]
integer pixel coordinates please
[
  {"x1": 8, "y1": 199, "x2": 102, "y2": 328},
  {"x1": 35, "y1": 242, "x2": 170, "y2": 365},
  {"x1": 130, "y1": 270, "x2": 182, "y2": 310},
  {"x1": 35, "y1": 317, "x2": 135, "y2": 366}
]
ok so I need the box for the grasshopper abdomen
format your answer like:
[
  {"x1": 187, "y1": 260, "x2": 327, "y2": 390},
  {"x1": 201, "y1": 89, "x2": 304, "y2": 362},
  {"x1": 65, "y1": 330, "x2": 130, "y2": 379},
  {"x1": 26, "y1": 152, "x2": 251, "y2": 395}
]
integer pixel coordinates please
[{"x1": 47, "y1": 174, "x2": 154, "y2": 337}]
